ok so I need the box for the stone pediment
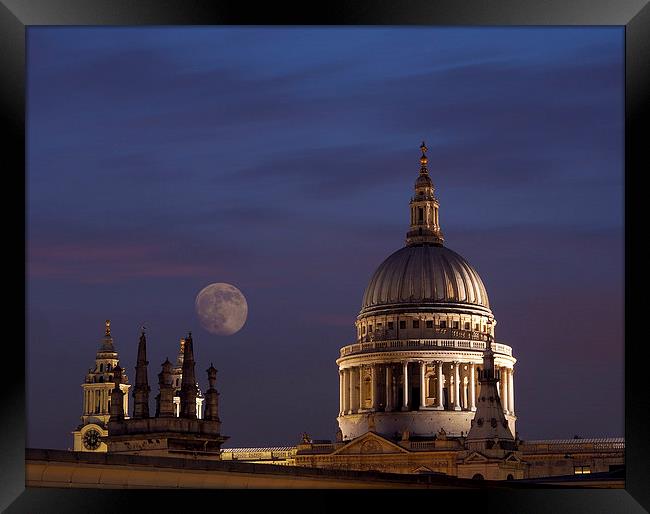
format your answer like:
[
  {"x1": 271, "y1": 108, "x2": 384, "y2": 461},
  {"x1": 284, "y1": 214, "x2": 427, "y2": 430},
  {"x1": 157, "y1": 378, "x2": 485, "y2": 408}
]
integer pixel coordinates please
[
  {"x1": 332, "y1": 432, "x2": 409, "y2": 456},
  {"x1": 505, "y1": 452, "x2": 521, "y2": 463},
  {"x1": 462, "y1": 451, "x2": 489, "y2": 463}
]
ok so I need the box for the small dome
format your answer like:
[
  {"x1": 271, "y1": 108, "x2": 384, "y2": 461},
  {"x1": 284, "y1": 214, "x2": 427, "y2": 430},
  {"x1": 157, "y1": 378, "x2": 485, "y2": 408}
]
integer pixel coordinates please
[{"x1": 361, "y1": 244, "x2": 490, "y2": 315}]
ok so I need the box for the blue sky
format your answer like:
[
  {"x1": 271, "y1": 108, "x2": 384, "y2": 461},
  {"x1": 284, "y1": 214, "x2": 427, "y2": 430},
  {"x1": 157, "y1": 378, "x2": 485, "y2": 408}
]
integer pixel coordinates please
[{"x1": 27, "y1": 27, "x2": 623, "y2": 449}]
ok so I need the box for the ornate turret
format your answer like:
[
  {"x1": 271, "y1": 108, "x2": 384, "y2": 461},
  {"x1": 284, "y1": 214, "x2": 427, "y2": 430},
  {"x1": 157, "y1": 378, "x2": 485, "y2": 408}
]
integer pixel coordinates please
[
  {"x1": 155, "y1": 358, "x2": 175, "y2": 418},
  {"x1": 109, "y1": 365, "x2": 125, "y2": 422},
  {"x1": 179, "y1": 332, "x2": 198, "y2": 419},
  {"x1": 171, "y1": 337, "x2": 204, "y2": 418},
  {"x1": 465, "y1": 332, "x2": 516, "y2": 451},
  {"x1": 405, "y1": 141, "x2": 444, "y2": 246},
  {"x1": 102, "y1": 319, "x2": 114, "y2": 350},
  {"x1": 203, "y1": 363, "x2": 220, "y2": 422},
  {"x1": 73, "y1": 320, "x2": 131, "y2": 452},
  {"x1": 132, "y1": 328, "x2": 150, "y2": 419}
]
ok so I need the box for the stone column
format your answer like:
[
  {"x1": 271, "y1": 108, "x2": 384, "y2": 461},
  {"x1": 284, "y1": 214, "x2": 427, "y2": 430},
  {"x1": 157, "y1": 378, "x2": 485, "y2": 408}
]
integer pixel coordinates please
[
  {"x1": 343, "y1": 369, "x2": 350, "y2": 413},
  {"x1": 502, "y1": 367, "x2": 510, "y2": 414},
  {"x1": 370, "y1": 364, "x2": 377, "y2": 411},
  {"x1": 453, "y1": 362, "x2": 461, "y2": 411},
  {"x1": 419, "y1": 361, "x2": 427, "y2": 409},
  {"x1": 339, "y1": 370, "x2": 344, "y2": 416},
  {"x1": 436, "y1": 361, "x2": 444, "y2": 410},
  {"x1": 122, "y1": 387, "x2": 128, "y2": 416},
  {"x1": 348, "y1": 367, "x2": 356, "y2": 413},
  {"x1": 359, "y1": 365, "x2": 365, "y2": 410},
  {"x1": 385, "y1": 365, "x2": 393, "y2": 411},
  {"x1": 401, "y1": 361, "x2": 409, "y2": 411},
  {"x1": 470, "y1": 363, "x2": 477, "y2": 411},
  {"x1": 501, "y1": 367, "x2": 510, "y2": 413},
  {"x1": 497, "y1": 366, "x2": 502, "y2": 398},
  {"x1": 508, "y1": 368, "x2": 515, "y2": 415}
]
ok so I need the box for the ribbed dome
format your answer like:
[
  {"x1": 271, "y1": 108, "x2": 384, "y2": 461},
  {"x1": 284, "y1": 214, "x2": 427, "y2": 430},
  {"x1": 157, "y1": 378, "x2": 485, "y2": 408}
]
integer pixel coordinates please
[{"x1": 361, "y1": 244, "x2": 490, "y2": 314}]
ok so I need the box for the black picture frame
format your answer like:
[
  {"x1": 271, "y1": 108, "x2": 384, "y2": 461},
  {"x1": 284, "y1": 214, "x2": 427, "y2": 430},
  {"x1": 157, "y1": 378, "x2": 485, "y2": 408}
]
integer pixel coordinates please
[{"x1": 3, "y1": 1, "x2": 647, "y2": 512}]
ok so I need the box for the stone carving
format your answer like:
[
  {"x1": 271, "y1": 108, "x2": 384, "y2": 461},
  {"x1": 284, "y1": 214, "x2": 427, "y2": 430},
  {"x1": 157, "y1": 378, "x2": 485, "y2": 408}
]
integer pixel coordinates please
[{"x1": 360, "y1": 440, "x2": 381, "y2": 454}]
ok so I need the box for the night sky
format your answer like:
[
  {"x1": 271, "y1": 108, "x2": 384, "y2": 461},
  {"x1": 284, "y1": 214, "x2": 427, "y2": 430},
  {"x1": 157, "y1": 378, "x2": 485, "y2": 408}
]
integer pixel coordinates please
[{"x1": 27, "y1": 27, "x2": 623, "y2": 450}]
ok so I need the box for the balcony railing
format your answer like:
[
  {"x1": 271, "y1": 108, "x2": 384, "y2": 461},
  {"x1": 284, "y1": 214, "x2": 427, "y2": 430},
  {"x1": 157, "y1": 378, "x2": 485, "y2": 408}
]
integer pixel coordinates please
[
  {"x1": 362, "y1": 327, "x2": 491, "y2": 343},
  {"x1": 520, "y1": 438, "x2": 625, "y2": 454},
  {"x1": 340, "y1": 338, "x2": 513, "y2": 358}
]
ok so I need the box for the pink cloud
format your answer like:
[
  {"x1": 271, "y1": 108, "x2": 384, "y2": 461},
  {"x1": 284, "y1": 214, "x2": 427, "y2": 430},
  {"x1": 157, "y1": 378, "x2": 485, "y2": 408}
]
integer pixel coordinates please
[{"x1": 27, "y1": 242, "x2": 218, "y2": 282}]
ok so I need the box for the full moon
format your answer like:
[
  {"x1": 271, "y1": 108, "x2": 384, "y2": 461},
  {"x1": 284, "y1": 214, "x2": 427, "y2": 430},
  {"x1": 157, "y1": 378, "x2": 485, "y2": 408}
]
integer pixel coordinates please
[{"x1": 195, "y1": 283, "x2": 248, "y2": 336}]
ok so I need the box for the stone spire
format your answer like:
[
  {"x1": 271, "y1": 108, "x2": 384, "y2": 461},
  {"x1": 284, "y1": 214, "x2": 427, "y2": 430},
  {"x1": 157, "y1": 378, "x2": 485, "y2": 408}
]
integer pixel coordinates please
[
  {"x1": 109, "y1": 365, "x2": 125, "y2": 422},
  {"x1": 132, "y1": 328, "x2": 150, "y2": 419},
  {"x1": 100, "y1": 319, "x2": 115, "y2": 352},
  {"x1": 405, "y1": 141, "x2": 444, "y2": 246},
  {"x1": 179, "y1": 332, "x2": 198, "y2": 419},
  {"x1": 170, "y1": 338, "x2": 185, "y2": 393},
  {"x1": 203, "y1": 363, "x2": 220, "y2": 422},
  {"x1": 466, "y1": 333, "x2": 515, "y2": 451},
  {"x1": 155, "y1": 358, "x2": 175, "y2": 418},
  {"x1": 176, "y1": 338, "x2": 186, "y2": 368}
]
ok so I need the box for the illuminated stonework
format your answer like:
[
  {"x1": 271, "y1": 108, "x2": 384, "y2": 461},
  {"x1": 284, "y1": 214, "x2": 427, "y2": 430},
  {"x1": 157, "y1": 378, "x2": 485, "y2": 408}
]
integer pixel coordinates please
[
  {"x1": 72, "y1": 320, "x2": 130, "y2": 452},
  {"x1": 171, "y1": 338, "x2": 204, "y2": 419},
  {"x1": 337, "y1": 144, "x2": 517, "y2": 440}
]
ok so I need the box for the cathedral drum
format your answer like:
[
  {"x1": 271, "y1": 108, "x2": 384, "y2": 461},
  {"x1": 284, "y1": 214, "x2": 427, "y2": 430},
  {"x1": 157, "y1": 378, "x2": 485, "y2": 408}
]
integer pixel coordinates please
[{"x1": 336, "y1": 143, "x2": 517, "y2": 441}]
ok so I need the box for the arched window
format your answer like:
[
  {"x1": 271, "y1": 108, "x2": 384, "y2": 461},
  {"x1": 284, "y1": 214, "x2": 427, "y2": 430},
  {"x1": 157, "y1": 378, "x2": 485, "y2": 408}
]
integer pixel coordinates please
[
  {"x1": 507, "y1": 474, "x2": 514, "y2": 481},
  {"x1": 99, "y1": 364, "x2": 104, "y2": 372},
  {"x1": 107, "y1": 363, "x2": 111, "y2": 371},
  {"x1": 99, "y1": 376, "x2": 104, "y2": 383},
  {"x1": 472, "y1": 474, "x2": 484, "y2": 480}
]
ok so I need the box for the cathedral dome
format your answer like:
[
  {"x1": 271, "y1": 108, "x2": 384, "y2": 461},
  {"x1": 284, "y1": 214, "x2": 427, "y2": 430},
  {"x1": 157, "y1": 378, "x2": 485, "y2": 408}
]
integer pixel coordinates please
[{"x1": 360, "y1": 244, "x2": 490, "y2": 315}]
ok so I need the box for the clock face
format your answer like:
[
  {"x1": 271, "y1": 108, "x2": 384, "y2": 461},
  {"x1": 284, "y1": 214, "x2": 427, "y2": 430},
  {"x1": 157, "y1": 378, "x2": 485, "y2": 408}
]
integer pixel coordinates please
[{"x1": 83, "y1": 428, "x2": 101, "y2": 450}]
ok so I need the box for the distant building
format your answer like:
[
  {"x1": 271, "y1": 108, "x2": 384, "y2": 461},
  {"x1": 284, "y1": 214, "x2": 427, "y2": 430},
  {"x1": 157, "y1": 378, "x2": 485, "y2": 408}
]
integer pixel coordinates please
[
  {"x1": 71, "y1": 320, "x2": 130, "y2": 452},
  {"x1": 101, "y1": 329, "x2": 227, "y2": 458},
  {"x1": 72, "y1": 326, "x2": 206, "y2": 453}
]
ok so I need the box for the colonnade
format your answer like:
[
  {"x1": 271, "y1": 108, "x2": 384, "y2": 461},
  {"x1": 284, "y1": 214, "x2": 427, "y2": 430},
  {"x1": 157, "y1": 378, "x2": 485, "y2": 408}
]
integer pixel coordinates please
[
  {"x1": 83, "y1": 386, "x2": 130, "y2": 417},
  {"x1": 338, "y1": 361, "x2": 514, "y2": 417},
  {"x1": 83, "y1": 388, "x2": 110, "y2": 415}
]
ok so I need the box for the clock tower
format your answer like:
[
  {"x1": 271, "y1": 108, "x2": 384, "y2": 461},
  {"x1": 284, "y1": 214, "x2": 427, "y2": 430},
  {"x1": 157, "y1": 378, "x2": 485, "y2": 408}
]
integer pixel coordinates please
[{"x1": 72, "y1": 320, "x2": 131, "y2": 452}]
